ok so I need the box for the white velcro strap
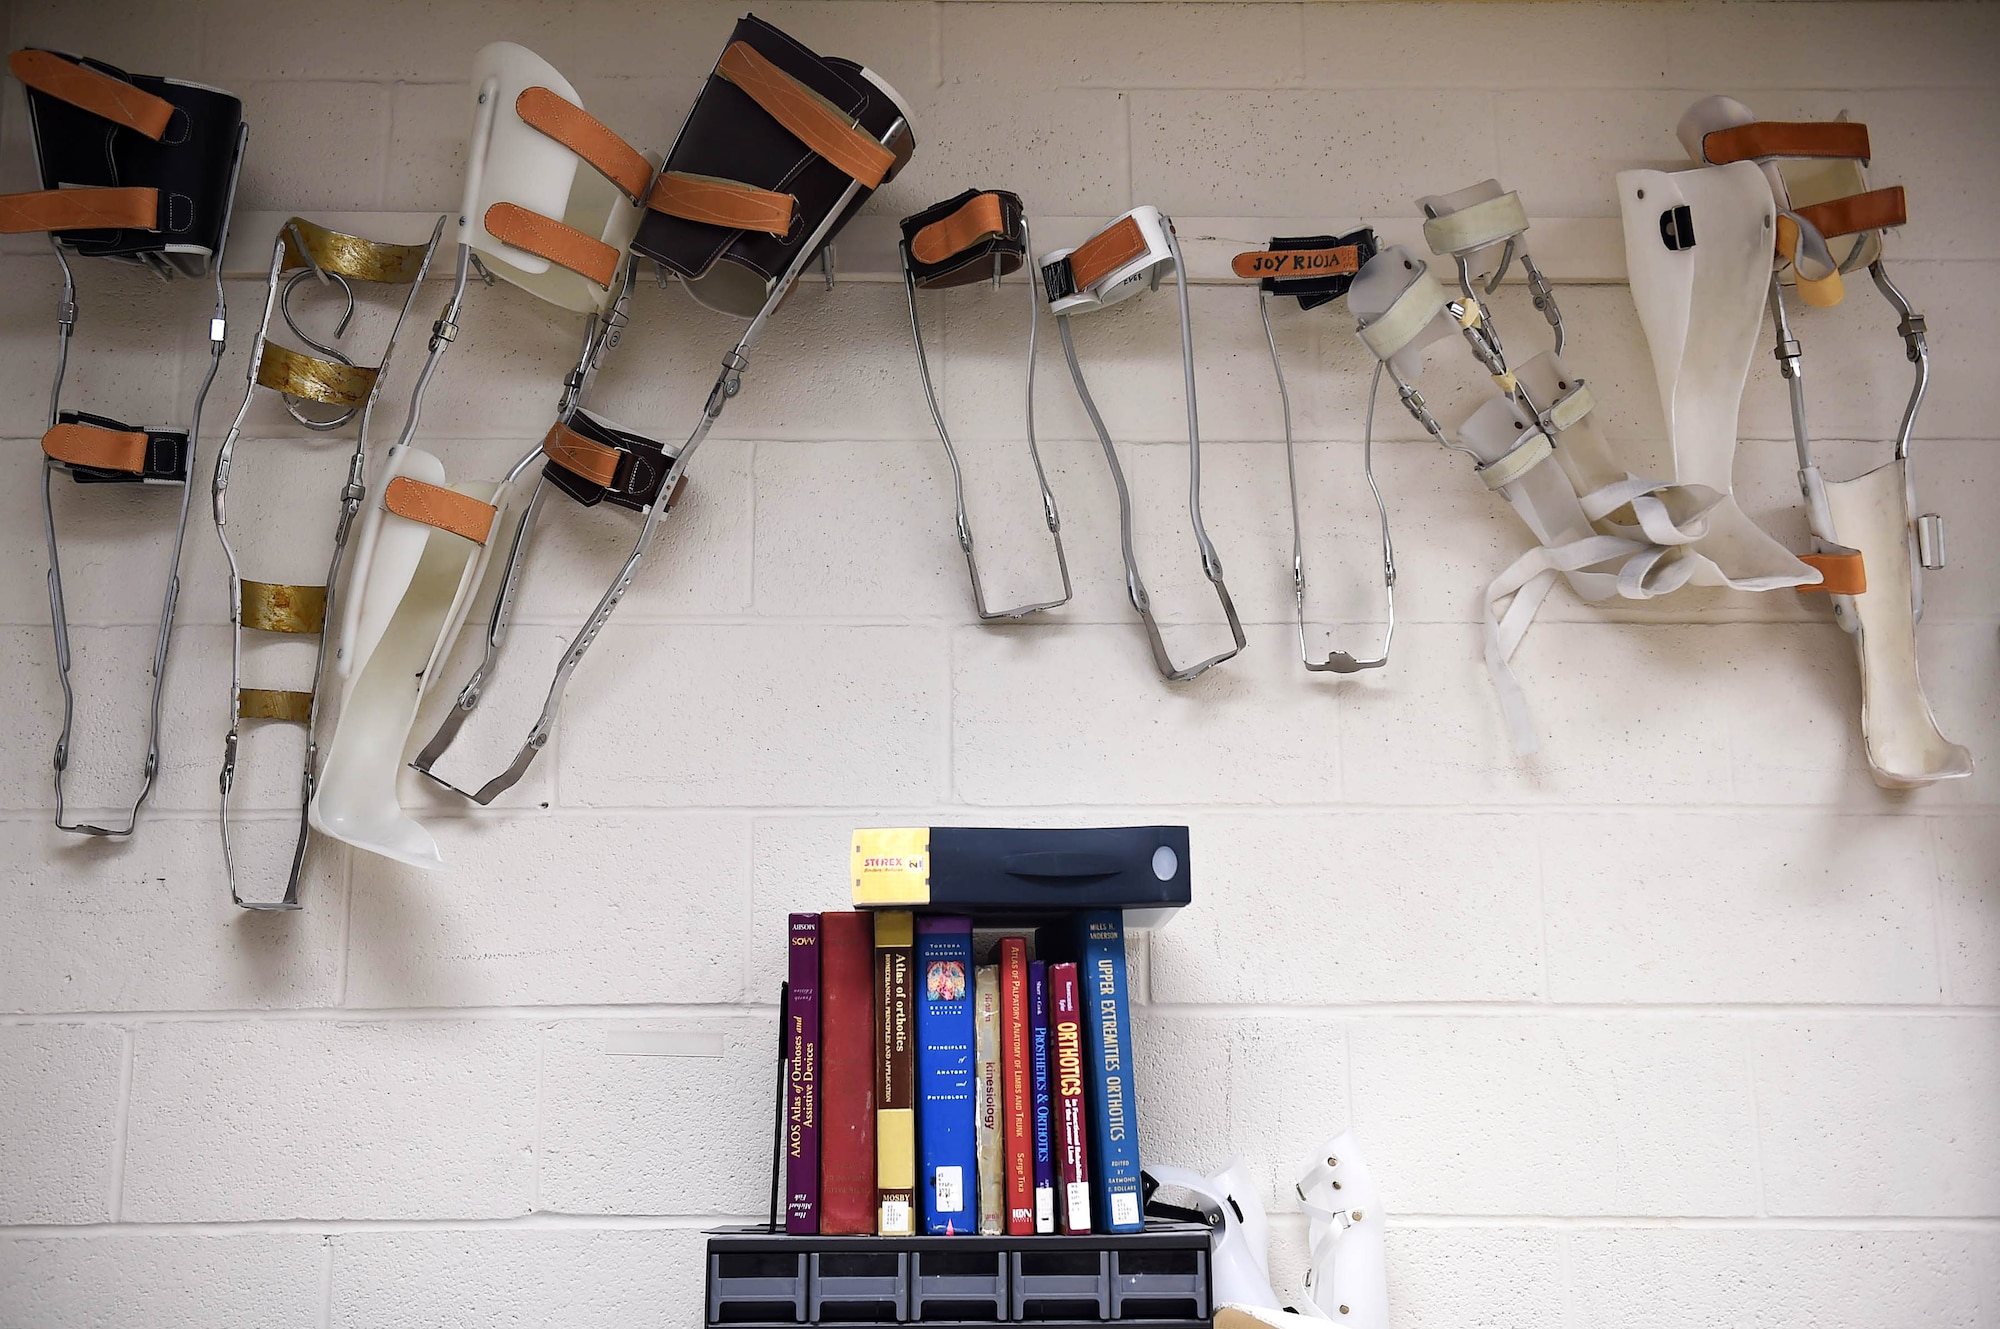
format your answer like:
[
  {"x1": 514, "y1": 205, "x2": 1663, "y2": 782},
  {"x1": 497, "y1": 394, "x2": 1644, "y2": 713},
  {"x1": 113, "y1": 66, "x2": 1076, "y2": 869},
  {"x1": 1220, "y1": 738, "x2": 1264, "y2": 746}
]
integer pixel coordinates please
[
  {"x1": 1475, "y1": 429, "x2": 1554, "y2": 491},
  {"x1": 1545, "y1": 379, "x2": 1595, "y2": 433},
  {"x1": 1357, "y1": 266, "x2": 1447, "y2": 362},
  {"x1": 1422, "y1": 191, "x2": 1530, "y2": 257}
]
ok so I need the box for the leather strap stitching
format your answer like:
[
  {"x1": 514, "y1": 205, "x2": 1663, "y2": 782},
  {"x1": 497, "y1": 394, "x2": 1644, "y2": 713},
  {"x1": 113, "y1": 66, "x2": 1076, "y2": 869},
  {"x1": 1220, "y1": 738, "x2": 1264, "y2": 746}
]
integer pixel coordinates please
[
  {"x1": 515, "y1": 86, "x2": 655, "y2": 203},
  {"x1": 383, "y1": 476, "x2": 496, "y2": 545},
  {"x1": 1069, "y1": 215, "x2": 1149, "y2": 293},
  {"x1": 8, "y1": 50, "x2": 174, "y2": 140},
  {"x1": 483, "y1": 201, "x2": 619, "y2": 288},
  {"x1": 42, "y1": 421, "x2": 149, "y2": 473},
  {"x1": 542, "y1": 420, "x2": 622, "y2": 488},
  {"x1": 714, "y1": 40, "x2": 894, "y2": 189},
  {"x1": 0, "y1": 186, "x2": 157, "y2": 235},
  {"x1": 646, "y1": 171, "x2": 795, "y2": 236}
]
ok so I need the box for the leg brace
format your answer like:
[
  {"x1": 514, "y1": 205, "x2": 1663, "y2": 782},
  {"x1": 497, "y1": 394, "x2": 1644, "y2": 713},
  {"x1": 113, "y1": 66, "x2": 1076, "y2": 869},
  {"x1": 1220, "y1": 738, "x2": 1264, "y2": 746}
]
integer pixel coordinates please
[
  {"x1": 212, "y1": 216, "x2": 445, "y2": 908},
  {"x1": 901, "y1": 188, "x2": 1071, "y2": 620},
  {"x1": 412, "y1": 16, "x2": 917, "y2": 805},
  {"x1": 1042, "y1": 206, "x2": 1246, "y2": 681},
  {"x1": 311, "y1": 42, "x2": 657, "y2": 865},
  {"x1": 4, "y1": 48, "x2": 246, "y2": 836},
  {"x1": 1679, "y1": 97, "x2": 1970, "y2": 786}
]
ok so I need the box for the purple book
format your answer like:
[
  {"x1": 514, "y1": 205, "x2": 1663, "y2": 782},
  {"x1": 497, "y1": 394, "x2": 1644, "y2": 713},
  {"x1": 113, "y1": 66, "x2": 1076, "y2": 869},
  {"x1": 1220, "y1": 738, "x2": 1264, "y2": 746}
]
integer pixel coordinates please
[
  {"x1": 1029, "y1": 959, "x2": 1056, "y2": 1233},
  {"x1": 786, "y1": 913, "x2": 821, "y2": 1234}
]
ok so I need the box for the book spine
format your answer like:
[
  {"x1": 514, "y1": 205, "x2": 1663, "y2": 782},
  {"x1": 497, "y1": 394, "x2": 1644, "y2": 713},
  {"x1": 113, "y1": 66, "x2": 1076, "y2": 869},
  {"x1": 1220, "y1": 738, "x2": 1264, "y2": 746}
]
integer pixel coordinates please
[
  {"x1": 974, "y1": 964, "x2": 1002, "y2": 1235},
  {"x1": 785, "y1": 913, "x2": 821, "y2": 1235},
  {"x1": 873, "y1": 911, "x2": 916, "y2": 1237},
  {"x1": 818, "y1": 911, "x2": 876, "y2": 1235},
  {"x1": 1077, "y1": 910, "x2": 1143, "y2": 1233},
  {"x1": 1028, "y1": 959, "x2": 1055, "y2": 1234},
  {"x1": 1049, "y1": 961, "x2": 1091, "y2": 1235},
  {"x1": 915, "y1": 916, "x2": 976, "y2": 1235},
  {"x1": 1000, "y1": 938, "x2": 1034, "y2": 1235}
]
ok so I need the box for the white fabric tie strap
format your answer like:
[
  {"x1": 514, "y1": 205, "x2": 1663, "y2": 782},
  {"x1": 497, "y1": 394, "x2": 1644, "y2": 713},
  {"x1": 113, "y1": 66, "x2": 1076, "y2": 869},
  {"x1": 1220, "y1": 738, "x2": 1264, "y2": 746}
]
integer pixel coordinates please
[
  {"x1": 1475, "y1": 428, "x2": 1554, "y2": 491},
  {"x1": 1356, "y1": 263, "x2": 1448, "y2": 361},
  {"x1": 1421, "y1": 189, "x2": 1530, "y2": 257}
]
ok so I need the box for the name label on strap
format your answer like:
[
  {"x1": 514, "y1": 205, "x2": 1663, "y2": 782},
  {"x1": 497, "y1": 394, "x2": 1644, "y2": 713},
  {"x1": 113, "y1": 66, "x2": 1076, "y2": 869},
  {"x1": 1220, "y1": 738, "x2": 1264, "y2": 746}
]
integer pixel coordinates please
[
  {"x1": 1231, "y1": 245, "x2": 1362, "y2": 280},
  {"x1": 383, "y1": 476, "x2": 497, "y2": 545},
  {"x1": 9, "y1": 50, "x2": 174, "y2": 140},
  {"x1": 0, "y1": 187, "x2": 158, "y2": 235},
  {"x1": 1703, "y1": 120, "x2": 1871, "y2": 165}
]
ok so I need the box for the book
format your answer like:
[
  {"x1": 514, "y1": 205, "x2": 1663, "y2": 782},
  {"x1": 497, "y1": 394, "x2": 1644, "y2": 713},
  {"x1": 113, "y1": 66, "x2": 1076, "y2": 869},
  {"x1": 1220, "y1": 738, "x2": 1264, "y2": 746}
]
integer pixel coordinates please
[
  {"x1": 1028, "y1": 959, "x2": 1056, "y2": 1234},
  {"x1": 915, "y1": 916, "x2": 976, "y2": 1235},
  {"x1": 1000, "y1": 937, "x2": 1034, "y2": 1235},
  {"x1": 1068, "y1": 910, "x2": 1143, "y2": 1233},
  {"x1": 974, "y1": 963, "x2": 1002, "y2": 1235},
  {"x1": 1048, "y1": 960, "x2": 1091, "y2": 1234},
  {"x1": 873, "y1": 911, "x2": 917, "y2": 1237},
  {"x1": 851, "y1": 826, "x2": 1192, "y2": 926},
  {"x1": 785, "y1": 913, "x2": 821, "y2": 1234},
  {"x1": 819, "y1": 911, "x2": 875, "y2": 1235}
]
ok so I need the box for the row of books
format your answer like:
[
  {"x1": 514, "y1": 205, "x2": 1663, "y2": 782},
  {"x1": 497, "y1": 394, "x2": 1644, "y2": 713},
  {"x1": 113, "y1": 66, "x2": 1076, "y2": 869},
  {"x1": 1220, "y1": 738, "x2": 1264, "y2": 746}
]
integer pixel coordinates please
[{"x1": 783, "y1": 908, "x2": 1144, "y2": 1237}]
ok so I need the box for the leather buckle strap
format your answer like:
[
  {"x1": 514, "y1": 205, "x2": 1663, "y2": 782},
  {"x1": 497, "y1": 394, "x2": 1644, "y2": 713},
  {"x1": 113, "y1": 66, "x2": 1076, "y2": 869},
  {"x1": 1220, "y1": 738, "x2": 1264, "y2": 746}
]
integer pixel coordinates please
[
  {"x1": 1796, "y1": 185, "x2": 1907, "y2": 242},
  {"x1": 240, "y1": 581, "x2": 328, "y2": 635},
  {"x1": 43, "y1": 420, "x2": 148, "y2": 473},
  {"x1": 910, "y1": 191, "x2": 1008, "y2": 266},
  {"x1": 715, "y1": 39, "x2": 895, "y2": 189},
  {"x1": 1799, "y1": 549, "x2": 1866, "y2": 595},
  {"x1": 647, "y1": 171, "x2": 795, "y2": 236},
  {"x1": 1069, "y1": 214, "x2": 1149, "y2": 293},
  {"x1": 9, "y1": 49, "x2": 174, "y2": 140},
  {"x1": 515, "y1": 86, "x2": 655, "y2": 204},
  {"x1": 1703, "y1": 120, "x2": 1870, "y2": 165},
  {"x1": 482, "y1": 201, "x2": 619, "y2": 288},
  {"x1": 0, "y1": 186, "x2": 157, "y2": 235},
  {"x1": 383, "y1": 476, "x2": 497, "y2": 544},
  {"x1": 255, "y1": 342, "x2": 378, "y2": 408},
  {"x1": 542, "y1": 419, "x2": 621, "y2": 488},
  {"x1": 280, "y1": 217, "x2": 431, "y2": 285}
]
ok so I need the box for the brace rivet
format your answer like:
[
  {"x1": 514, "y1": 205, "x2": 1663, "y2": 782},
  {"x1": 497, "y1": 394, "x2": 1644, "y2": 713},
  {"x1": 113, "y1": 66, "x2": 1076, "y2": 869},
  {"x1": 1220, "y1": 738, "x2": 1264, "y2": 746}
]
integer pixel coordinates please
[
  {"x1": 1352, "y1": 1210, "x2": 1363, "y2": 1221},
  {"x1": 1340, "y1": 1306, "x2": 1351, "y2": 1315},
  {"x1": 1327, "y1": 1156, "x2": 1338, "y2": 1167}
]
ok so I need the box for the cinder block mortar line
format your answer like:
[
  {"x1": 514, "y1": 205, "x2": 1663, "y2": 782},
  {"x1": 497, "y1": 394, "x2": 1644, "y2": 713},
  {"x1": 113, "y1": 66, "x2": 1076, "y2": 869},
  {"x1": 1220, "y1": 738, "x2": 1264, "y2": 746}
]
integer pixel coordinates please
[
  {"x1": 4, "y1": 1213, "x2": 1998, "y2": 1241},
  {"x1": 3, "y1": 1002, "x2": 1995, "y2": 1025},
  {"x1": 107, "y1": 1027, "x2": 135, "y2": 1223}
]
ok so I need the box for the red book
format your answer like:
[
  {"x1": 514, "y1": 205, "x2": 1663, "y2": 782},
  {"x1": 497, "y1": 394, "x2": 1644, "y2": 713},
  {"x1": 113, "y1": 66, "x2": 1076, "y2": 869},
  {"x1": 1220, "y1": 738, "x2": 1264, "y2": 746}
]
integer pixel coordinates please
[
  {"x1": 1049, "y1": 961, "x2": 1092, "y2": 1234},
  {"x1": 1000, "y1": 937, "x2": 1034, "y2": 1234},
  {"x1": 818, "y1": 912, "x2": 876, "y2": 1234}
]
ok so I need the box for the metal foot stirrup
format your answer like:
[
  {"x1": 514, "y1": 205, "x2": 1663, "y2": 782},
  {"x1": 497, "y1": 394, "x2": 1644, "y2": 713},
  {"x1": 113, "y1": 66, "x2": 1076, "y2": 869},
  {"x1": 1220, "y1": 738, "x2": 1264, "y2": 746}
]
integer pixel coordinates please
[
  {"x1": 5, "y1": 48, "x2": 247, "y2": 836},
  {"x1": 412, "y1": 16, "x2": 919, "y2": 804},
  {"x1": 1043, "y1": 206, "x2": 1245, "y2": 682},
  {"x1": 212, "y1": 216, "x2": 445, "y2": 907},
  {"x1": 1235, "y1": 229, "x2": 1393, "y2": 672},
  {"x1": 900, "y1": 188, "x2": 1071, "y2": 619}
]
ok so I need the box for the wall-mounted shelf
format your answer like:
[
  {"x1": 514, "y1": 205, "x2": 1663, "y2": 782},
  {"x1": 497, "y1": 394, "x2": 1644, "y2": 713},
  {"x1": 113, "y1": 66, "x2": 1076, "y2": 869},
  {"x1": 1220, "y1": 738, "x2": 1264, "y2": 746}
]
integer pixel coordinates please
[{"x1": 0, "y1": 212, "x2": 1632, "y2": 285}]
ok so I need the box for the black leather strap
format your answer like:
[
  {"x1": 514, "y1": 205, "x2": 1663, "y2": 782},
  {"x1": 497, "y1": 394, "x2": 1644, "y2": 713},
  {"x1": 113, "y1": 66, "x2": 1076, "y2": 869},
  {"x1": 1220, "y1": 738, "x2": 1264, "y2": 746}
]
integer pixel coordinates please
[
  {"x1": 543, "y1": 410, "x2": 680, "y2": 513},
  {"x1": 55, "y1": 409, "x2": 189, "y2": 484},
  {"x1": 1262, "y1": 228, "x2": 1378, "y2": 310},
  {"x1": 899, "y1": 188, "x2": 1027, "y2": 289},
  {"x1": 15, "y1": 49, "x2": 243, "y2": 271},
  {"x1": 632, "y1": 16, "x2": 910, "y2": 291}
]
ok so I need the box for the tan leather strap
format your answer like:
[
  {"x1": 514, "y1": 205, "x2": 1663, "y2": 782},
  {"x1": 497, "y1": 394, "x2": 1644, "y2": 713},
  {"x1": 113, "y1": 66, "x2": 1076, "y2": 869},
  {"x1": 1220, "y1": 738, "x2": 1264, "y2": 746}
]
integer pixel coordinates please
[
  {"x1": 1069, "y1": 215, "x2": 1149, "y2": 292},
  {"x1": 542, "y1": 419, "x2": 621, "y2": 488},
  {"x1": 1230, "y1": 245, "x2": 1362, "y2": 281},
  {"x1": 1775, "y1": 214, "x2": 1844, "y2": 308},
  {"x1": 240, "y1": 581, "x2": 328, "y2": 635},
  {"x1": 910, "y1": 192, "x2": 1007, "y2": 266},
  {"x1": 238, "y1": 688, "x2": 314, "y2": 723},
  {"x1": 483, "y1": 201, "x2": 618, "y2": 288},
  {"x1": 9, "y1": 50, "x2": 174, "y2": 140},
  {"x1": 255, "y1": 342, "x2": 378, "y2": 408},
  {"x1": 715, "y1": 40, "x2": 894, "y2": 189},
  {"x1": 43, "y1": 421, "x2": 148, "y2": 472},
  {"x1": 646, "y1": 171, "x2": 794, "y2": 236},
  {"x1": 1798, "y1": 551, "x2": 1866, "y2": 595},
  {"x1": 516, "y1": 86, "x2": 655, "y2": 204},
  {"x1": 383, "y1": 476, "x2": 496, "y2": 545},
  {"x1": 1796, "y1": 186, "x2": 1906, "y2": 241},
  {"x1": 1703, "y1": 120, "x2": 1870, "y2": 165},
  {"x1": 0, "y1": 186, "x2": 157, "y2": 234}
]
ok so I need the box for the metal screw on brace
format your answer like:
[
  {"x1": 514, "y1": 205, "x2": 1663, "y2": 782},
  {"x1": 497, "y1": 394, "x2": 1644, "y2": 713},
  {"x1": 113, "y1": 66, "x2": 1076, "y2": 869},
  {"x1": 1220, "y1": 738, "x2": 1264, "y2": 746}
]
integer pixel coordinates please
[{"x1": 820, "y1": 244, "x2": 836, "y2": 289}]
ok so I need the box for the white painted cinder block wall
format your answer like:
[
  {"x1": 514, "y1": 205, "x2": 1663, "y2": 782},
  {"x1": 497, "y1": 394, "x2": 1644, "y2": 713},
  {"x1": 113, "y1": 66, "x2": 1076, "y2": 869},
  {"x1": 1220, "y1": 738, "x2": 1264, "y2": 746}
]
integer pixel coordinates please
[{"x1": 2, "y1": 0, "x2": 1996, "y2": 1323}]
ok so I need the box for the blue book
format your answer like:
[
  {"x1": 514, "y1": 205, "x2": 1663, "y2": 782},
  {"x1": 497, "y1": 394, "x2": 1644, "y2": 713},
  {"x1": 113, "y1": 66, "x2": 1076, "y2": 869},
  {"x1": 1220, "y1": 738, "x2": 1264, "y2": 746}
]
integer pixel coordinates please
[
  {"x1": 1046, "y1": 909, "x2": 1143, "y2": 1232},
  {"x1": 1028, "y1": 959, "x2": 1056, "y2": 1233},
  {"x1": 915, "y1": 916, "x2": 977, "y2": 1234}
]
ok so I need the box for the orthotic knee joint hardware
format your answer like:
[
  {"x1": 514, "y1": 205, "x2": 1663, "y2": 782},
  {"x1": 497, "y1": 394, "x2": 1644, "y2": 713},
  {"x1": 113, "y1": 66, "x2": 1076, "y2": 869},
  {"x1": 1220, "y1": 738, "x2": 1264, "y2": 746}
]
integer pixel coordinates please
[{"x1": 4, "y1": 48, "x2": 246, "y2": 836}]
